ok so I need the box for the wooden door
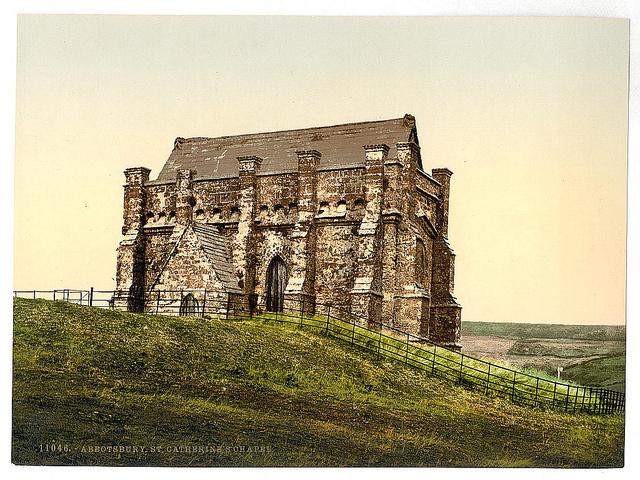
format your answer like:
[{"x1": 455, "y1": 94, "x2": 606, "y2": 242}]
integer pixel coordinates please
[{"x1": 266, "y1": 256, "x2": 287, "y2": 312}]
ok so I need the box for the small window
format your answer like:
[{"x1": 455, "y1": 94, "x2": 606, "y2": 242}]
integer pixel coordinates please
[
  {"x1": 288, "y1": 203, "x2": 299, "y2": 219},
  {"x1": 180, "y1": 293, "x2": 199, "y2": 317},
  {"x1": 336, "y1": 201, "x2": 347, "y2": 214}
]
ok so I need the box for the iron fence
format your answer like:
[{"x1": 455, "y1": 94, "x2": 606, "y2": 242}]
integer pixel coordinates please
[{"x1": 13, "y1": 288, "x2": 625, "y2": 415}]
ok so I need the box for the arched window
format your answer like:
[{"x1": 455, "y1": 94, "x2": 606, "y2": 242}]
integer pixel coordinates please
[
  {"x1": 180, "y1": 293, "x2": 199, "y2": 317},
  {"x1": 266, "y1": 256, "x2": 288, "y2": 312}
]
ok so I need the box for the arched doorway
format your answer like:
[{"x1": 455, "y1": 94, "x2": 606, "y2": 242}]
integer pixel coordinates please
[
  {"x1": 266, "y1": 256, "x2": 287, "y2": 312},
  {"x1": 180, "y1": 293, "x2": 199, "y2": 316}
]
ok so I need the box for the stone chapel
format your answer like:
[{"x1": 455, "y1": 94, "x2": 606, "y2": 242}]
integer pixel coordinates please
[{"x1": 115, "y1": 114, "x2": 462, "y2": 348}]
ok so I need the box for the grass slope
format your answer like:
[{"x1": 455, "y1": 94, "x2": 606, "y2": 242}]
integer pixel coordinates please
[
  {"x1": 13, "y1": 298, "x2": 624, "y2": 467},
  {"x1": 563, "y1": 357, "x2": 627, "y2": 392}
]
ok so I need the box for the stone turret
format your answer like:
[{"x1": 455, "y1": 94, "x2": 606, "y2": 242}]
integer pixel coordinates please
[
  {"x1": 429, "y1": 168, "x2": 462, "y2": 349},
  {"x1": 115, "y1": 166, "x2": 151, "y2": 311}
]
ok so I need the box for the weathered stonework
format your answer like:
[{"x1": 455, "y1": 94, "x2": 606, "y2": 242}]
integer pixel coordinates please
[{"x1": 115, "y1": 115, "x2": 462, "y2": 348}]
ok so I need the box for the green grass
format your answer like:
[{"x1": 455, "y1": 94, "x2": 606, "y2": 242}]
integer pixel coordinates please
[
  {"x1": 563, "y1": 356, "x2": 626, "y2": 393},
  {"x1": 13, "y1": 298, "x2": 624, "y2": 467},
  {"x1": 243, "y1": 310, "x2": 613, "y2": 412}
]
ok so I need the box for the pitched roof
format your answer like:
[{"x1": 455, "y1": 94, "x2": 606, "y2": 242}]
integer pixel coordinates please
[
  {"x1": 192, "y1": 223, "x2": 242, "y2": 294},
  {"x1": 153, "y1": 114, "x2": 421, "y2": 182}
]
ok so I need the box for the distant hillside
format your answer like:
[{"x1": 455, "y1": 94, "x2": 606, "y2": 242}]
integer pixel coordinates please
[
  {"x1": 13, "y1": 298, "x2": 624, "y2": 467},
  {"x1": 462, "y1": 321, "x2": 626, "y2": 341}
]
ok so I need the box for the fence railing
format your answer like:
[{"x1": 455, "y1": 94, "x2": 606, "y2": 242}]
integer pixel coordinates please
[{"x1": 13, "y1": 288, "x2": 625, "y2": 415}]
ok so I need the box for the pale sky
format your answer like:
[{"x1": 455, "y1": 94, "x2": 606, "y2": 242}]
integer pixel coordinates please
[{"x1": 13, "y1": 15, "x2": 630, "y2": 325}]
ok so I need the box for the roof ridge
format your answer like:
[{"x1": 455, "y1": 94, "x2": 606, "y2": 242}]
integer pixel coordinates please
[
  {"x1": 157, "y1": 114, "x2": 418, "y2": 182},
  {"x1": 176, "y1": 116, "x2": 408, "y2": 144}
]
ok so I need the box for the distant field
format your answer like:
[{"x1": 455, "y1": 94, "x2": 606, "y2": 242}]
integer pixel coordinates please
[
  {"x1": 461, "y1": 321, "x2": 625, "y2": 341},
  {"x1": 461, "y1": 321, "x2": 626, "y2": 392}
]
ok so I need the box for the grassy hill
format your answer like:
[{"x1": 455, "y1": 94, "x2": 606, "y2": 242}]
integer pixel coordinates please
[{"x1": 13, "y1": 298, "x2": 624, "y2": 467}]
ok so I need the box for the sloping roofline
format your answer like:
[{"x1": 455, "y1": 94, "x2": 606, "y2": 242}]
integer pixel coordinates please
[{"x1": 152, "y1": 114, "x2": 422, "y2": 183}]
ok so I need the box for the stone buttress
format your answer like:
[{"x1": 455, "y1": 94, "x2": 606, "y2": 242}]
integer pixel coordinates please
[
  {"x1": 284, "y1": 150, "x2": 320, "y2": 315},
  {"x1": 391, "y1": 142, "x2": 431, "y2": 337},
  {"x1": 350, "y1": 144, "x2": 388, "y2": 328}
]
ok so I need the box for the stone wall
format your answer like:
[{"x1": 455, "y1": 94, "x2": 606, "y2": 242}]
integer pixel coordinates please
[{"x1": 116, "y1": 139, "x2": 461, "y2": 348}]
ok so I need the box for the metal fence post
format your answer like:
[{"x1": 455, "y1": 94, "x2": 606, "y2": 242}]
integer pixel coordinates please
[
  {"x1": 202, "y1": 289, "x2": 207, "y2": 318},
  {"x1": 534, "y1": 377, "x2": 539, "y2": 406},
  {"x1": 459, "y1": 354, "x2": 464, "y2": 382},
  {"x1": 377, "y1": 327, "x2": 382, "y2": 359},
  {"x1": 405, "y1": 333, "x2": 410, "y2": 364},
  {"x1": 511, "y1": 371, "x2": 517, "y2": 401},
  {"x1": 485, "y1": 363, "x2": 491, "y2": 395},
  {"x1": 326, "y1": 306, "x2": 330, "y2": 335},
  {"x1": 300, "y1": 299, "x2": 304, "y2": 327},
  {"x1": 89, "y1": 287, "x2": 94, "y2": 307},
  {"x1": 432, "y1": 345, "x2": 437, "y2": 375}
]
